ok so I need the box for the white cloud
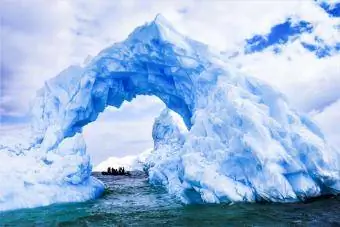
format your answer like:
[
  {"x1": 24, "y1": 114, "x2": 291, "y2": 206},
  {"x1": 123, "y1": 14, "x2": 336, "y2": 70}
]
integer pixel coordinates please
[
  {"x1": 1, "y1": 0, "x2": 78, "y2": 114},
  {"x1": 231, "y1": 40, "x2": 340, "y2": 112},
  {"x1": 312, "y1": 99, "x2": 340, "y2": 149}
]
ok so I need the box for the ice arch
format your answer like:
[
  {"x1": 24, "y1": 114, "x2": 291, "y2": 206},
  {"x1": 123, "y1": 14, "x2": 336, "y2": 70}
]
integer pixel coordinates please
[
  {"x1": 27, "y1": 15, "x2": 340, "y2": 208},
  {"x1": 32, "y1": 15, "x2": 204, "y2": 151}
]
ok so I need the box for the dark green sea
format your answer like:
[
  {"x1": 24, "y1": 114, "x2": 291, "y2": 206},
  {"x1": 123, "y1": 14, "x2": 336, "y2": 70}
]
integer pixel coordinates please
[{"x1": 0, "y1": 172, "x2": 339, "y2": 226}]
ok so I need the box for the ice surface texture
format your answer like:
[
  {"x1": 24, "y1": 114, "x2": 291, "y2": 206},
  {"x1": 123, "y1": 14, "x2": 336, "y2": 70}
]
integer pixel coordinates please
[
  {"x1": 0, "y1": 130, "x2": 104, "y2": 211},
  {"x1": 1, "y1": 15, "x2": 339, "y2": 211}
]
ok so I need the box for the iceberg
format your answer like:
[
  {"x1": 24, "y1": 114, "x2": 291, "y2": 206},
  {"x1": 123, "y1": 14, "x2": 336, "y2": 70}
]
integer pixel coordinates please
[
  {"x1": 93, "y1": 150, "x2": 152, "y2": 172},
  {"x1": 1, "y1": 15, "x2": 340, "y2": 211},
  {"x1": 0, "y1": 128, "x2": 104, "y2": 211}
]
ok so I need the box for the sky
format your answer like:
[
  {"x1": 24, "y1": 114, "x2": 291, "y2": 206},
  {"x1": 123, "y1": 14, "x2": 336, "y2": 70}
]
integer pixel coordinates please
[{"x1": 1, "y1": 0, "x2": 340, "y2": 164}]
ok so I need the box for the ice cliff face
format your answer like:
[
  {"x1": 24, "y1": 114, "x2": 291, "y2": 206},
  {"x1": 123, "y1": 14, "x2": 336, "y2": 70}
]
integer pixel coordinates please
[{"x1": 1, "y1": 15, "x2": 340, "y2": 211}]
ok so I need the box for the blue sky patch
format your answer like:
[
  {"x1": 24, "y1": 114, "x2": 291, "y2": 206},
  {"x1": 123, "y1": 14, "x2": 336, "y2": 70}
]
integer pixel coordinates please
[
  {"x1": 244, "y1": 15, "x2": 340, "y2": 58},
  {"x1": 319, "y1": 2, "x2": 340, "y2": 17},
  {"x1": 302, "y1": 36, "x2": 340, "y2": 58},
  {"x1": 301, "y1": 42, "x2": 332, "y2": 58},
  {"x1": 245, "y1": 18, "x2": 313, "y2": 54}
]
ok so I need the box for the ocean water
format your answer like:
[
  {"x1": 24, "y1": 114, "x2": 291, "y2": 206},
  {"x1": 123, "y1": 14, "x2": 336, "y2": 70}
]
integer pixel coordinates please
[{"x1": 1, "y1": 172, "x2": 339, "y2": 226}]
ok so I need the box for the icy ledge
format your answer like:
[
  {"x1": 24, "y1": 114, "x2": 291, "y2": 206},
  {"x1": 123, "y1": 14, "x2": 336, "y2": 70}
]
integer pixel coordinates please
[{"x1": 0, "y1": 15, "x2": 339, "y2": 211}]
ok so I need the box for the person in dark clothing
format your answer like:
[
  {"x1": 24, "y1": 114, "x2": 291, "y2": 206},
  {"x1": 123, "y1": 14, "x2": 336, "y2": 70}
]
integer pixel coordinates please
[{"x1": 107, "y1": 167, "x2": 111, "y2": 174}]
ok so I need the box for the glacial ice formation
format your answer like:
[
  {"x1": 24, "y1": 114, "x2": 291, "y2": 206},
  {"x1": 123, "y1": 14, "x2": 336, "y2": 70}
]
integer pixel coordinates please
[
  {"x1": 0, "y1": 129, "x2": 104, "y2": 211},
  {"x1": 1, "y1": 15, "x2": 340, "y2": 211},
  {"x1": 93, "y1": 152, "x2": 149, "y2": 172}
]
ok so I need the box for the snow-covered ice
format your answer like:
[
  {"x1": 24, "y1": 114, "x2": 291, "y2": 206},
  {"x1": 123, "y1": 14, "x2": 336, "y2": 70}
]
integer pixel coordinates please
[{"x1": 1, "y1": 15, "x2": 340, "y2": 211}]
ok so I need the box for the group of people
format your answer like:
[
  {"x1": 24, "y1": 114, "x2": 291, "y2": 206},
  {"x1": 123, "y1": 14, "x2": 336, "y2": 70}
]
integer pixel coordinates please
[{"x1": 107, "y1": 167, "x2": 126, "y2": 175}]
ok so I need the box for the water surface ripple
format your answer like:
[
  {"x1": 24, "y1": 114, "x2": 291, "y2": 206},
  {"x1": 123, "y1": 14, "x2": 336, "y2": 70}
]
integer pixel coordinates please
[{"x1": 1, "y1": 172, "x2": 339, "y2": 226}]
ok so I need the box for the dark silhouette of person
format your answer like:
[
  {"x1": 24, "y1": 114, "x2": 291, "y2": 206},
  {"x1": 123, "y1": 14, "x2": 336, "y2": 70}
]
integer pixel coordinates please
[
  {"x1": 107, "y1": 167, "x2": 111, "y2": 174},
  {"x1": 122, "y1": 167, "x2": 125, "y2": 174}
]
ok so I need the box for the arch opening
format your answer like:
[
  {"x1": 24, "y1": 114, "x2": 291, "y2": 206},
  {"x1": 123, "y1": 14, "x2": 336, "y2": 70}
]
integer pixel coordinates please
[
  {"x1": 82, "y1": 95, "x2": 166, "y2": 166},
  {"x1": 66, "y1": 72, "x2": 193, "y2": 141},
  {"x1": 32, "y1": 16, "x2": 207, "y2": 151}
]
